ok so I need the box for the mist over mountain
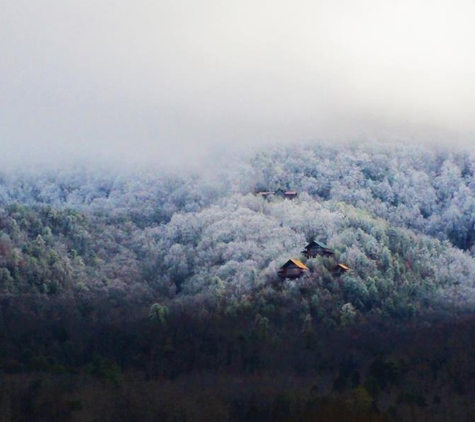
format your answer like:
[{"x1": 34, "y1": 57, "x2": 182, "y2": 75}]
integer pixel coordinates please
[
  {"x1": 3, "y1": 0, "x2": 475, "y2": 419},
  {"x1": 3, "y1": 0, "x2": 475, "y2": 168},
  {"x1": 2, "y1": 140, "x2": 475, "y2": 420}
]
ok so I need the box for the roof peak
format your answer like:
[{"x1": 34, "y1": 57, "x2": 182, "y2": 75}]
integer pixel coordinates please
[
  {"x1": 287, "y1": 258, "x2": 309, "y2": 270},
  {"x1": 308, "y1": 240, "x2": 331, "y2": 248}
]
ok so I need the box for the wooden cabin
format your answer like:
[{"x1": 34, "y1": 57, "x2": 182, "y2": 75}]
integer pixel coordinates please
[
  {"x1": 302, "y1": 240, "x2": 335, "y2": 258},
  {"x1": 255, "y1": 189, "x2": 298, "y2": 200},
  {"x1": 274, "y1": 188, "x2": 298, "y2": 200},
  {"x1": 333, "y1": 263, "x2": 350, "y2": 276},
  {"x1": 278, "y1": 259, "x2": 309, "y2": 279},
  {"x1": 256, "y1": 191, "x2": 275, "y2": 200},
  {"x1": 284, "y1": 191, "x2": 298, "y2": 200}
]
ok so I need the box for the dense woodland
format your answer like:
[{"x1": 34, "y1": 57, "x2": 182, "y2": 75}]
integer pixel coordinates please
[{"x1": 2, "y1": 141, "x2": 475, "y2": 421}]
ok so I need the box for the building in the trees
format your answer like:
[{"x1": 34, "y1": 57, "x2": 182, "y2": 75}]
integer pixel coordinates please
[
  {"x1": 278, "y1": 259, "x2": 309, "y2": 279},
  {"x1": 256, "y1": 191, "x2": 275, "y2": 200},
  {"x1": 255, "y1": 189, "x2": 298, "y2": 200},
  {"x1": 274, "y1": 188, "x2": 298, "y2": 200},
  {"x1": 302, "y1": 240, "x2": 335, "y2": 258},
  {"x1": 284, "y1": 191, "x2": 298, "y2": 200},
  {"x1": 333, "y1": 263, "x2": 350, "y2": 276}
]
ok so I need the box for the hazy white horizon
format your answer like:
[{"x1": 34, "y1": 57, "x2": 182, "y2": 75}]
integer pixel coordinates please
[{"x1": 2, "y1": 0, "x2": 475, "y2": 167}]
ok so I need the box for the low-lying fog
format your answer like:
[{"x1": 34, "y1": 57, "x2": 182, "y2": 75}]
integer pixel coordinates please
[{"x1": 2, "y1": 0, "x2": 475, "y2": 168}]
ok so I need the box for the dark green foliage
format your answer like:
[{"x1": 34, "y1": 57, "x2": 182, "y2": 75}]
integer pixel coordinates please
[{"x1": 86, "y1": 355, "x2": 123, "y2": 387}]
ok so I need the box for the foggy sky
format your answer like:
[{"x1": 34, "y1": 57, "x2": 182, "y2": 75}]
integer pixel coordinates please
[{"x1": 2, "y1": 0, "x2": 475, "y2": 168}]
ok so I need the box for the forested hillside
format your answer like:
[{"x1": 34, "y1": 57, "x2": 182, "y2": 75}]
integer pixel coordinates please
[{"x1": 2, "y1": 141, "x2": 475, "y2": 421}]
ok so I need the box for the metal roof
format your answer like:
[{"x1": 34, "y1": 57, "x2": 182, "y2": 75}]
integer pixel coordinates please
[
  {"x1": 307, "y1": 240, "x2": 331, "y2": 250},
  {"x1": 285, "y1": 259, "x2": 309, "y2": 270}
]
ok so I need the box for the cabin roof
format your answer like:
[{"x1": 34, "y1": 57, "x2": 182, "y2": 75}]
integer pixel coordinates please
[
  {"x1": 306, "y1": 240, "x2": 331, "y2": 250},
  {"x1": 283, "y1": 259, "x2": 309, "y2": 270}
]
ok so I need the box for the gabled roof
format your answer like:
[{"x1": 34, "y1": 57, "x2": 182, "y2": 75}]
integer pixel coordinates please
[
  {"x1": 282, "y1": 259, "x2": 309, "y2": 270},
  {"x1": 306, "y1": 240, "x2": 331, "y2": 250}
]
